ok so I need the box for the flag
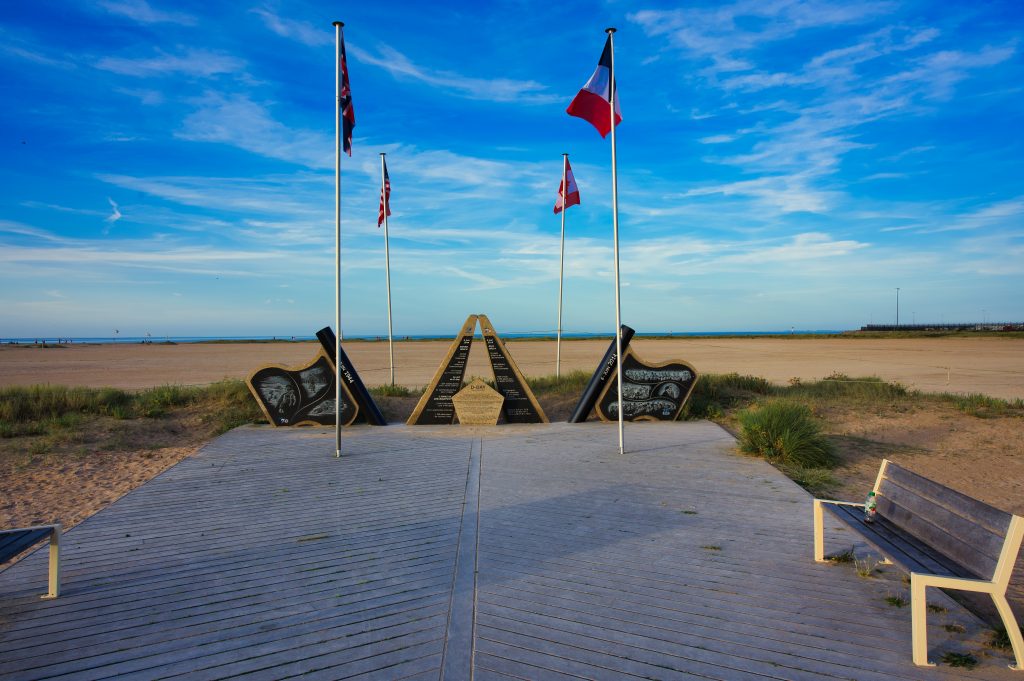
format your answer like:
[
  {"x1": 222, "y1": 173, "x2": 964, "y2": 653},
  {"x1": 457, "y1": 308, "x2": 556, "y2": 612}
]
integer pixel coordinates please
[
  {"x1": 378, "y1": 159, "x2": 391, "y2": 227},
  {"x1": 554, "y1": 160, "x2": 580, "y2": 214},
  {"x1": 338, "y1": 27, "x2": 355, "y2": 156},
  {"x1": 567, "y1": 34, "x2": 622, "y2": 138}
]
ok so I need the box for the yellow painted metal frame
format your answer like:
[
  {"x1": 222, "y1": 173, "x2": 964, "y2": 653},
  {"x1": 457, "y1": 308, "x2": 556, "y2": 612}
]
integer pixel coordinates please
[
  {"x1": 3, "y1": 523, "x2": 61, "y2": 599},
  {"x1": 812, "y1": 459, "x2": 1024, "y2": 670}
]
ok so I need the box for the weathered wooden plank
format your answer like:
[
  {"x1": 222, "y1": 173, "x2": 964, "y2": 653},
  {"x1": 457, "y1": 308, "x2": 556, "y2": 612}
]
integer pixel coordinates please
[
  {"x1": 883, "y1": 462, "x2": 1011, "y2": 534},
  {"x1": 2, "y1": 423, "x2": 1018, "y2": 681},
  {"x1": 440, "y1": 438, "x2": 480, "y2": 681}
]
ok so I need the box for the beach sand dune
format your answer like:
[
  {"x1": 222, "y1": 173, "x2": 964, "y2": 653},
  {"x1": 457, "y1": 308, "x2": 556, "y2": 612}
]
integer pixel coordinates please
[{"x1": 1, "y1": 336, "x2": 1021, "y2": 400}]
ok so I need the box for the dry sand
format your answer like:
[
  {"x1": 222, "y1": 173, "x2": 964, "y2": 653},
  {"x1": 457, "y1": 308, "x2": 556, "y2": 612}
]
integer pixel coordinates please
[
  {"x1": 2, "y1": 335, "x2": 1022, "y2": 399},
  {"x1": 2, "y1": 335, "x2": 1022, "y2": 542}
]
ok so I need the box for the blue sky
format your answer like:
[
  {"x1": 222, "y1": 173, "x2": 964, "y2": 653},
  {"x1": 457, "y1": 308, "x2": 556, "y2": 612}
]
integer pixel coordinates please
[{"x1": 2, "y1": 0, "x2": 1022, "y2": 338}]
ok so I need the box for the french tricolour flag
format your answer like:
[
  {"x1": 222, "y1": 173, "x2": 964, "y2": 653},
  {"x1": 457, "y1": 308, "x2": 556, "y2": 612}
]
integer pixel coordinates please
[
  {"x1": 554, "y1": 160, "x2": 581, "y2": 214},
  {"x1": 567, "y1": 35, "x2": 622, "y2": 138}
]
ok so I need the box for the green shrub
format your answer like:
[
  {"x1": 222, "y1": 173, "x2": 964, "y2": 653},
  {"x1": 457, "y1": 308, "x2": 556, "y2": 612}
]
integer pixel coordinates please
[
  {"x1": 681, "y1": 373, "x2": 769, "y2": 420},
  {"x1": 737, "y1": 400, "x2": 836, "y2": 468}
]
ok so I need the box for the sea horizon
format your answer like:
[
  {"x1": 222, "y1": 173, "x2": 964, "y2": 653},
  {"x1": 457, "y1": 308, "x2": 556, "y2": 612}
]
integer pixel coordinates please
[{"x1": 4, "y1": 330, "x2": 853, "y2": 345}]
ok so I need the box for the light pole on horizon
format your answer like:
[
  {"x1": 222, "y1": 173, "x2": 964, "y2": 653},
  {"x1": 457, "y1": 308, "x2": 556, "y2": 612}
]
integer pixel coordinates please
[{"x1": 895, "y1": 288, "x2": 900, "y2": 327}]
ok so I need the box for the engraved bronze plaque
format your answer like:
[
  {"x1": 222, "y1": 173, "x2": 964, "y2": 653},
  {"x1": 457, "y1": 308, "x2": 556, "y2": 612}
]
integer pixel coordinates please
[
  {"x1": 248, "y1": 350, "x2": 358, "y2": 427},
  {"x1": 452, "y1": 379, "x2": 504, "y2": 425},
  {"x1": 595, "y1": 349, "x2": 698, "y2": 422}
]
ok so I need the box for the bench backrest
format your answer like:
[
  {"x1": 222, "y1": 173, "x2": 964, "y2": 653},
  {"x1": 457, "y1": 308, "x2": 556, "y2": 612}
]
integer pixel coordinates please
[{"x1": 873, "y1": 459, "x2": 1019, "y2": 582}]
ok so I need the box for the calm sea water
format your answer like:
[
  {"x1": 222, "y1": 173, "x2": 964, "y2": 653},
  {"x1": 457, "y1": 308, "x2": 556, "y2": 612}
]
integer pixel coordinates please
[{"x1": 5, "y1": 330, "x2": 847, "y2": 345}]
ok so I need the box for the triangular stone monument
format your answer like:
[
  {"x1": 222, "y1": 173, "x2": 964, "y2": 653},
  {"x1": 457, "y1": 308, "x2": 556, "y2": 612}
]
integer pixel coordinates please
[{"x1": 407, "y1": 314, "x2": 548, "y2": 425}]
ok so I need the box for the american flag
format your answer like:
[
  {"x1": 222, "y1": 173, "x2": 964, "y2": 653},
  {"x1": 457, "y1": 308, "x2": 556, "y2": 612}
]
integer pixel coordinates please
[
  {"x1": 378, "y1": 159, "x2": 391, "y2": 227},
  {"x1": 338, "y1": 27, "x2": 355, "y2": 156}
]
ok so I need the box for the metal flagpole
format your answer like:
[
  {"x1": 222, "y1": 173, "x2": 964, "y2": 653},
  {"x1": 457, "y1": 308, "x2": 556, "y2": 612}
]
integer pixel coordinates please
[
  {"x1": 333, "y1": 20, "x2": 343, "y2": 458},
  {"x1": 606, "y1": 27, "x2": 624, "y2": 455},
  {"x1": 556, "y1": 153, "x2": 568, "y2": 379},
  {"x1": 381, "y1": 153, "x2": 395, "y2": 385}
]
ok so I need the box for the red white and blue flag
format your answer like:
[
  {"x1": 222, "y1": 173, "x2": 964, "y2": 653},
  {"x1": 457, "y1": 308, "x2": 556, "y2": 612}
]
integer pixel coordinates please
[
  {"x1": 378, "y1": 159, "x2": 391, "y2": 227},
  {"x1": 566, "y1": 35, "x2": 621, "y2": 138},
  {"x1": 554, "y1": 160, "x2": 580, "y2": 214},
  {"x1": 338, "y1": 27, "x2": 355, "y2": 156}
]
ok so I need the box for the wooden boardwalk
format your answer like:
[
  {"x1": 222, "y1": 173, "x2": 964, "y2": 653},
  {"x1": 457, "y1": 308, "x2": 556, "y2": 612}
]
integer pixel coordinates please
[{"x1": 1, "y1": 422, "x2": 1018, "y2": 680}]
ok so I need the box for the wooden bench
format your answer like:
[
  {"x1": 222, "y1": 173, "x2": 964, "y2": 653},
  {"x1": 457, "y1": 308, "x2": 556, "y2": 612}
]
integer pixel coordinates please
[
  {"x1": 0, "y1": 524, "x2": 61, "y2": 599},
  {"x1": 812, "y1": 459, "x2": 1023, "y2": 670}
]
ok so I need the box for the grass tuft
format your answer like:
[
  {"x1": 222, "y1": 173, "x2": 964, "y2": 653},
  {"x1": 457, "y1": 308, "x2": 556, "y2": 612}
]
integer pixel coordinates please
[
  {"x1": 370, "y1": 384, "x2": 414, "y2": 398},
  {"x1": 737, "y1": 400, "x2": 836, "y2": 468},
  {"x1": 826, "y1": 548, "x2": 855, "y2": 564},
  {"x1": 0, "y1": 380, "x2": 262, "y2": 441},
  {"x1": 989, "y1": 625, "x2": 1024, "y2": 651},
  {"x1": 940, "y1": 652, "x2": 978, "y2": 669},
  {"x1": 526, "y1": 370, "x2": 592, "y2": 395}
]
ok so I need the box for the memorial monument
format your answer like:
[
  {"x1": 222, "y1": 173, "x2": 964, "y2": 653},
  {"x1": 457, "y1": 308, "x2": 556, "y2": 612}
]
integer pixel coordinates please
[
  {"x1": 569, "y1": 325, "x2": 699, "y2": 422},
  {"x1": 407, "y1": 314, "x2": 547, "y2": 425},
  {"x1": 246, "y1": 327, "x2": 386, "y2": 427}
]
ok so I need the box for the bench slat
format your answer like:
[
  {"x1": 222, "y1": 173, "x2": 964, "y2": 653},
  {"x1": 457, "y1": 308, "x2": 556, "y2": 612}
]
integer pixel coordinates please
[
  {"x1": 882, "y1": 463, "x2": 1011, "y2": 535},
  {"x1": 875, "y1": 492, "x2": 1004, "y2": 580},
  {"x1": 826, "y1": 504, "x2": 968, "y2": 577},
  {"x1": 0, "y1": 529, "x2": 51, "y2": 563},
  {"x1": 825, "y1": 504, "x2": 1006, "y2": 628}
]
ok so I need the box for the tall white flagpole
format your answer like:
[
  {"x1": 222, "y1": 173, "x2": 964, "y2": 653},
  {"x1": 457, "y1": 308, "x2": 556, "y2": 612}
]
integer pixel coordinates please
[
  {"x1": 556, "y1": 152, "x2": 568, "y2": 379},
  {"x1": 381, "y1": 153, "x2": 395, "y2": 385},
  {"x1": 607, "y1": 27, "x2": 624, "y2": 456},
  {"x1": 333, "y1": 20, "x2": 343, "y2": 458}
]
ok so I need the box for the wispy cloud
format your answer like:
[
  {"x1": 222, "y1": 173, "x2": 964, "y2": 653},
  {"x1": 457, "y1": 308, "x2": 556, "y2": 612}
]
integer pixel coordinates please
[
  {"x1": 348, "y1": 43, "x2": 560, "y2": 104},
  {"x1": 251, "y1": 7, "x2": 331, "y2": 47},
  {"x1": 97, "y1": 0, "x2": 196, "y2": 25},
  {"x1": 105, "y1": 197, "x2": 123, "y2": 225},
  {"x1": 177, "y1": 92, "x2": 331, "y2": 168},
  {"x1": 923, "y1": 197, "x2": 1024, "y2": 234},
  {"x1": 96, "y1": 48, "x2": 244, "y2": 77}
]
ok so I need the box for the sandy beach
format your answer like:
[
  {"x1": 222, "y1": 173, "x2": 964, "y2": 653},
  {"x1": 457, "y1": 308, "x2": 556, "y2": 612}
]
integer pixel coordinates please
[{"x1": 2, "y1": 335, "x2": 1022, "y2": 399}]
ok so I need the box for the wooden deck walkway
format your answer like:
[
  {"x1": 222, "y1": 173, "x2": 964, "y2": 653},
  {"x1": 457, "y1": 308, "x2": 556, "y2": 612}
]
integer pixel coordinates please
[{"x1": 1, "y1": 422, "x2": 1018, "y2": 680}]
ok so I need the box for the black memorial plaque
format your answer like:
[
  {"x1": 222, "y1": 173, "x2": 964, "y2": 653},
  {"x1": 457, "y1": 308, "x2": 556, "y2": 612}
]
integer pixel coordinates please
[
  {"x1": 407, "y1": 315, "x2": 478, "y2": 425},
  {"x1": 316, "y1": 327, "x2": 387, "y2": 425},
  {"x1": 596, "y1": 349, "x2": 698, "y2": 422},
  {"x1": 248, "y1": 352, "x2": 358, "y2": 427},
  {"x1": 478, "y1": 315, "x2": 547, "y2": 424},
  {"x1": 568, "y1": 325, "x2": 635, "y2": 422}
]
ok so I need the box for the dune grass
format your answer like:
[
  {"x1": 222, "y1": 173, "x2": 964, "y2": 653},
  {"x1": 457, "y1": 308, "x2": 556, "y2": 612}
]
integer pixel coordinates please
[
  {"x1": 0, "y1": 381, "x2": 262, "y2": 440},
  {"x1": 736, "y1": 400, "x2": 837, "y2": 468}
]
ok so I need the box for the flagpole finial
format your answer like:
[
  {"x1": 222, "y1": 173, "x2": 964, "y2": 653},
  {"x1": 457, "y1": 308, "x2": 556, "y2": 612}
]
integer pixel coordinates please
[
  {"x1": 380, "y1": 152, "x2": 386, "y2": 157},
  {"x1": 562, "y1": 152, "x2": 569, "y2": 157},
  {"x1": 605, "y1": 27, "x2": 617, "y2": 34},
  {"x1": 333, "y1": 21, "x2": 344, "y2": 27}
]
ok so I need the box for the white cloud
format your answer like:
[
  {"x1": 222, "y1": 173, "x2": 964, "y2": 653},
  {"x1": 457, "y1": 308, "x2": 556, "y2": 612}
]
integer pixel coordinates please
[
  {"x1": 923, "y1": 197, "x2": 1024, "y2": 234},
  {"x1": 177, "y1": 92, "x2": 331, "y2": 168},
  {"x1": 96, "y1": 48, "x2": 244, "y2": 77},
  {"x1": 105, "y1": 197, "x2": 123, "y2": 224},
  {"x1": 97, "y1": 0, "x2": 196, "y2": 25},
  {"x1": 347, "y1": 43, "x2": 560, "y2": 104},
  {"x1": 251, "y1": 7, "x2": 331, "y2": 47}
]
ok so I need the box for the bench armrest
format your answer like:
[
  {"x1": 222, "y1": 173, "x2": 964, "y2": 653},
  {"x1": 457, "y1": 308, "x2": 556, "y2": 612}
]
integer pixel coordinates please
[
  {"x1": 814, "y1": 499, "x2": 865, "y2": 508},
  {"x1": 0, "y1": 523, "x2": 61, "y2": 536}
]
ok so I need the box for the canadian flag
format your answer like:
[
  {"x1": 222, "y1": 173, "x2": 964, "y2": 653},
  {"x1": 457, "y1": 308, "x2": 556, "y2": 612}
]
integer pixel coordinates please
[
  {"x1": 554, "y1": 160, "x2": 581, "y2": 214},
  {"x1": 566, "y1": 34, "x2": 622, "y2": 138}
]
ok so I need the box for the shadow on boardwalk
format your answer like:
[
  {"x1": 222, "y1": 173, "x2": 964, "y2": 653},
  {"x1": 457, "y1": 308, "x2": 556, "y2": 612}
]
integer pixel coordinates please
[{"x1": 0, "y1": 422, "x2": 1018, "y2": 680}]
